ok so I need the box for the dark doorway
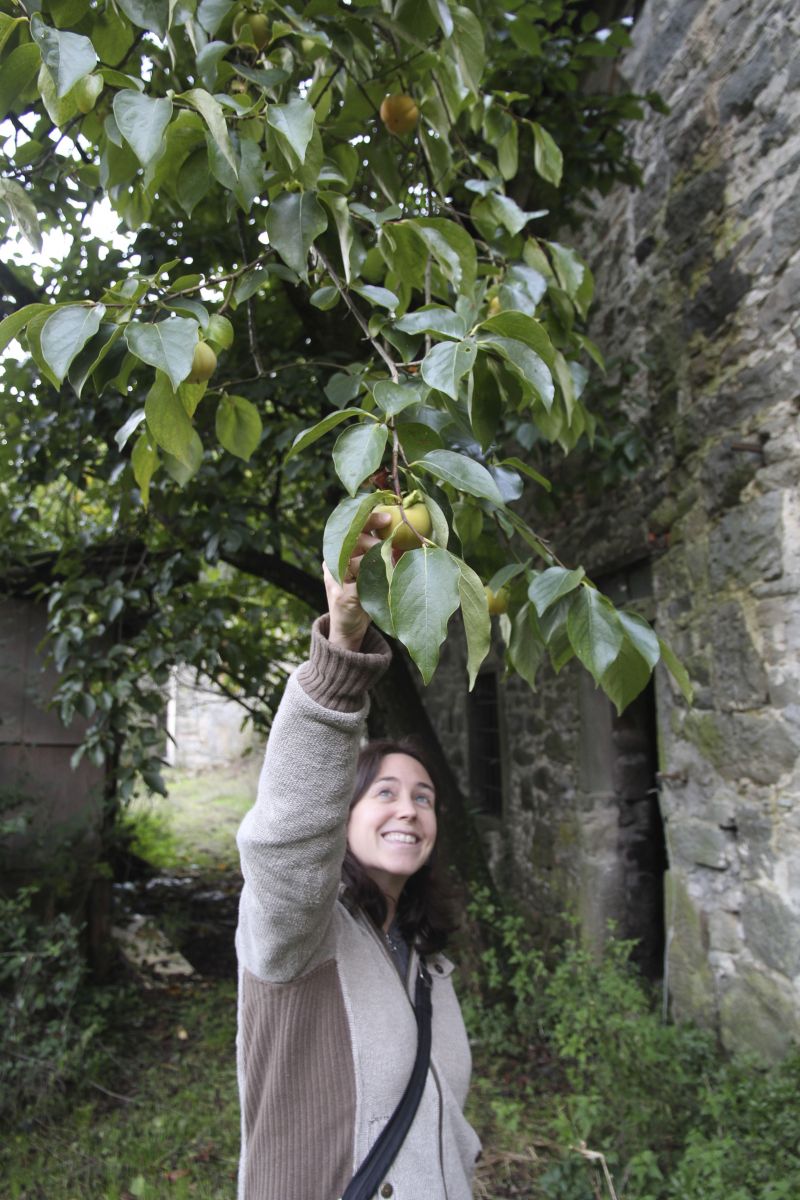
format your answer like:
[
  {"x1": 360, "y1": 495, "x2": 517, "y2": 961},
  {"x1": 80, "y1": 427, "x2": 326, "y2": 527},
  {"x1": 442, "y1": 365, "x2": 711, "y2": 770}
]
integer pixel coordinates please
[
  {"x1": 611, "y1": 675, "x2": 667, "y2": 980},
  {"x1": 468, "y1": 671, "x2": 504, "y2": 819}
]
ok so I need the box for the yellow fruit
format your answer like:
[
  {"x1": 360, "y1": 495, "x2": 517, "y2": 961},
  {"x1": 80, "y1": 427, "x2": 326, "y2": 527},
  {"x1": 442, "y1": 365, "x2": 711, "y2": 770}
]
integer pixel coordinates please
[
  {"x1": 379, "y1": 93, "x2": 419, "y2": 136},
  {"x1": 188, "y1": 342, "x2": 217, "y2": 384},
  {"x1": 375, "y1": 499, "x2": 432, "y2": 551},
  {"x1": 485, "y1": 585, "x2": 509, "y2": 615},
  {"x1": 232, "y1": 9, "x2": 270, "y2": 49},
  {"x1": 487, "y1": 296, "x2": 502, "y2": 316}
]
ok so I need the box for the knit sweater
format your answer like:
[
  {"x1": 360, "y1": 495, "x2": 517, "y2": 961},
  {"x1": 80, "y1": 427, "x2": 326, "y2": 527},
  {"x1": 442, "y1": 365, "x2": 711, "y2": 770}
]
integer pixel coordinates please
[{"x1": 235, "y1": 617, "x2": 480, "y2": 1200}]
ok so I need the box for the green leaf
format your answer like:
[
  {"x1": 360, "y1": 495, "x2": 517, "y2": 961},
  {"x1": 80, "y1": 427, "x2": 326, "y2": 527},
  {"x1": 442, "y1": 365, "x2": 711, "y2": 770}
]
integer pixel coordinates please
[
  {"x1": 420, "y1": 338, "x2": 478, "y2": 400},
  {"x1": 116, "y1": 0, "x2": 169, "y2": 38},
  {"x1": 320, "y1": 191, "x2": 354, "y2": 284},
  {"x1": 394, "y1": 306, "x2": 467, "y2": 340},
  {"x1": 477, "y1": 336, "x2": 554, "y2": 409},
  {"x1": 531, "y1": 122, "x2": 563, "y2": 187},
  {"x1": 415, "y1": 218, "x2": 478, "y2": 293},
  {"x1": 182, "y1": 87, "x2": 238, "y2": 179},
  {"x1": 508, "y1": 602, "x2": 545, "y2": 690},
  {"x1": 618, "y1": 611, "x2": 660, "y2": 670},
  {"x1": 333, "y1": 422, "x2": 389, "y2": 496},
  {"x1": 131, "y1": 431, "x2": 159, "y2": 508},
  {"x1": 113, "y1": 91, "x2": 173, "y2": 167},
  {"x1": 451, "y1": 4, "x2": 485, "y2": 94},
  {"x1": 478, "y1": 311, "x2": 555, "y2": 366},
  {"x1": 395, "y1": 422, "x2": 443, "y2": 462},
  {"x1": 452, "y1": 500, "x2": 482, "y2": 550},
  {"x1": 30, "y1": 14, "x2": 97, "y2": 99},
  {"x1": 426, "y1": 0, "x2": 453, "y2": 37},
  {"x1": 457, "y1": 558, "x2": 490, "y2": 690},
  {"x1": 266, "y1": 96, "x2": 315, "y2": 169},
  {"x1": 0, "y1": 14, "x2": 25, "y2": 56},
  {"x1": 323, "y1": 491, "x2": 390, "y2": 586},
  {"x1": 496, "y1": 456, "x2": 550, "y2": 491},
  {"x1": 352, "y1": 284, "x2": 399, "y2": 311},
  {"x1": 206, "y1": 313, "x2": 234, "y2": 349},
  {"x1": 497, "y1": 123, "x2": 518, "y2": 181},
  {"x1": 566, "y1": 587, "x2": 624, "y2": 684},
  {"x1": 488, "y1": 561, "x2": 529, "y2": 592},
  {"x1": 414, "y1": 449, "x2": 504, "y2": 505},
  {"x1": 285, "y1": 408, "x2": 369, "y2": 461},
  {"x1": 546, "y1": 241, "x2": 587, "y2": 302},
  {"x1": 264, "y1": 191, "x2": 328, "y2": 281},
  {"x1": 196, "y1": 0, "x2": 235, "y2": 37},
  {"x1": 528, "y1": 566, "x2": 585, "y2": 616},
  {"x1": 125, "y1": 317, "x2": 198, "y2": 390},
  {"x1": 371, "y1": 380, "x2": 427, "y2": 417},
  {"x1": 0, "y1": 303, "x2": 51, "y2": 354},
  {"x1": 389, "y1": 546, "x2": 461, "y2": 684},
  {"x1": 40, "y1": 304, "x2": 106, "y2": 385},
  {"x1": 0, "y1": 179, "x2": 42, "y2": 251},
  {"x1": 601, "y1": 636, "x2": 652, "y2": 716},
  {"x1": 357, "y1": 541, "x2": 394, "y2": 637},
  {"x1": 215, "y1": 394, "x2": 262, "y2": 460},
  {"x1": 144, "y1": 372, "x2": 202, "y2": 468},
  {"x1": 114, "y1": 408, "x2": 146, "y2": 451},
  {"x1": 0, "y1": 44, "x2": 41, "y2": 123},
  {"x1": 658, "y1": 637, "x2": 694, "y2": 704}
]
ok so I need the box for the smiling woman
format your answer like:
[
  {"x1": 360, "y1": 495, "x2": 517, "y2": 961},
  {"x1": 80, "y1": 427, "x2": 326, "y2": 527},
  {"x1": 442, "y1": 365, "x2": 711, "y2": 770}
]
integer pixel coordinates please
[{"x1": 234, "y1": 512, "x2": 480, "y2": 1200}]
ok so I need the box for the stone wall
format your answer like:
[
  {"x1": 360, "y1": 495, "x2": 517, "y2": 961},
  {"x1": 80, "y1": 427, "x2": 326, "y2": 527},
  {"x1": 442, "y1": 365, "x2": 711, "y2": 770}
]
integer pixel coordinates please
[
  {"x1": 424, "y1": 0, "x2": 800, "y2": 1059},
  {"x1": 166, "y1": 667, "x2": 256, "y2": 770}
]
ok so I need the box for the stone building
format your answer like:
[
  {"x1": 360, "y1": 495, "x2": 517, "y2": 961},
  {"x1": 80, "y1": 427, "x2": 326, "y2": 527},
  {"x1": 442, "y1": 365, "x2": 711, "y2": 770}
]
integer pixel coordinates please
[{"x1": 426, "y1": 0, "x2": 800, "y2": 1060}]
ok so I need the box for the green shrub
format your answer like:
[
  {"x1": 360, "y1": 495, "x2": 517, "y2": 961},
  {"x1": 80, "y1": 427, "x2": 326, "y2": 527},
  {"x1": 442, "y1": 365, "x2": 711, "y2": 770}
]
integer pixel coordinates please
[
  {"x1": 0, "y1": 886, "x2": 100, "y2": 1115},
  {"x1": 463, "y1": 887, "x2": 800, "y2": 1200}
]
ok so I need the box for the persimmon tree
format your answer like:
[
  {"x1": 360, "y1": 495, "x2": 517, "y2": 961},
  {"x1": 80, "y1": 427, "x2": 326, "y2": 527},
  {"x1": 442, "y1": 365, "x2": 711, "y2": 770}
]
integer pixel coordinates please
[{"x1": 0, "y1": 0, "x2": 685, "y2": 814}]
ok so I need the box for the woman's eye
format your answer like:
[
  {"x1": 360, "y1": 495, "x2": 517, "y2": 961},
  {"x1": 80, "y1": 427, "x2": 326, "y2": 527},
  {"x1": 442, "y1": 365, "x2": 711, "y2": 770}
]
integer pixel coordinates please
[
  {"x1": 376, "y1": 788, "x2": 394, "y2": 799},
  {"x1": 415, "y1": 794, "x2": 433, "y2": 807}
]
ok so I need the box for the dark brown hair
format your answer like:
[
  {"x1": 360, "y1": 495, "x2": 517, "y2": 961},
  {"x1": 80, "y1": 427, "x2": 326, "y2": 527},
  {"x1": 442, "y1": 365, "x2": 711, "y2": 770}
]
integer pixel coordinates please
[{"x1": 341, "y1": 738, "x2": 459, "y2": 955}]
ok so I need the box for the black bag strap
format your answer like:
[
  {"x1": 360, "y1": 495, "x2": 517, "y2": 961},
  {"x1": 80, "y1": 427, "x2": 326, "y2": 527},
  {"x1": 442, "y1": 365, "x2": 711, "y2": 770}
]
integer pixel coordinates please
[{"x1": 341, "y1": 959, "x2": 433, "y2": 1200}]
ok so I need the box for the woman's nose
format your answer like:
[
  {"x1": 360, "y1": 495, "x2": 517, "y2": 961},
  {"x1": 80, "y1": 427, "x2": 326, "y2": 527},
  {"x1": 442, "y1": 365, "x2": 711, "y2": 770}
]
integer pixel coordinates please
[{"x1": 394, "y1": 792, "x2": 417, "y2": 818}]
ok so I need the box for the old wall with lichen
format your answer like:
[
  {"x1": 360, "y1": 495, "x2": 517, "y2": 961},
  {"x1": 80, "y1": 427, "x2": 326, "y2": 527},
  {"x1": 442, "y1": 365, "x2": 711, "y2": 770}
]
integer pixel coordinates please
[{"x1": 425, "y1": 0, "x2": 800, "y2": 1059}]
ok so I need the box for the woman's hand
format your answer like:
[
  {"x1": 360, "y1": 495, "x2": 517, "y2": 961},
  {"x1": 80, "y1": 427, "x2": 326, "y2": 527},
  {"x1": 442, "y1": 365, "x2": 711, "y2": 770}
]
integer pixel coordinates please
[{"x1": 324, "y1": 510, "x2": 391, "y2": 651}]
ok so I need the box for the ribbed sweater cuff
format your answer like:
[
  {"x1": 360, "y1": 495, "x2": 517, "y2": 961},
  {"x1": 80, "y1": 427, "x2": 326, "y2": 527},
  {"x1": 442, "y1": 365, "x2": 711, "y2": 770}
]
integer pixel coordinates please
[{"x1": 295, "y1": 616, "x2": 392, "y2": 712}]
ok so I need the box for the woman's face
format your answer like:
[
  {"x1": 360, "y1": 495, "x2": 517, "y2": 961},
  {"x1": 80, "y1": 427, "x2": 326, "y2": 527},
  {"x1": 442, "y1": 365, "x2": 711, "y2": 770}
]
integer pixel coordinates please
[{"x1": 347, "y1": 752, "x2": 437, "y2": 896}]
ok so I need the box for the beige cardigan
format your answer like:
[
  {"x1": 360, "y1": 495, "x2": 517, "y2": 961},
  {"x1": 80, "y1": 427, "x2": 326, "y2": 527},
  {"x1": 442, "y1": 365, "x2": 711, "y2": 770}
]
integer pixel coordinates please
[{"x1": 235, "y1": 617, "x2": 480, "y2": 1199}]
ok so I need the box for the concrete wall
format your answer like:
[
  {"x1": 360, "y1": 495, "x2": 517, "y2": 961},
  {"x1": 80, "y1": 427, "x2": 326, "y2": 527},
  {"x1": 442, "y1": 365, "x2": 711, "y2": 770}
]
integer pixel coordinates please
[
  {"x1": 0, "y1": 598, "x2": 105, "y2": 887},
  {"x1": 425, "y1": 0, "x2": 800, "y2": 1060}
]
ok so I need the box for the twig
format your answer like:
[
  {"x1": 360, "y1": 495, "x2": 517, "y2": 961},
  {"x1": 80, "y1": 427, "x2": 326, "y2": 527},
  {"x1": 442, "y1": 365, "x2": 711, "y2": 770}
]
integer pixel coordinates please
[
  {"x1": 88, "y1": 1080, "x2": 139, "y2": 1105},
  {"x1": 314, "y1": 247, "x2": 399, "y2": 381},
  {"x1": 572, "y1": 1142, "x2": 620, "y2": 1200}
]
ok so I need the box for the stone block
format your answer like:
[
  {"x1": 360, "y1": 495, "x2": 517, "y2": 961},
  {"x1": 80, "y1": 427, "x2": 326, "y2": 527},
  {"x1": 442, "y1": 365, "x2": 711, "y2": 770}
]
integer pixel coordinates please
[
  {"x1": 700, "y1": 441, "x2": 763, "y2": 518},
  {"x1": 719, "y1": 966, "x2": 800, "y2": 1062},
  {"x1": 667, "y1": 816, "x2": 732, "y2": 871},
  {"x1": 684, "y1": 253, "x2": 751, "y2": 337},
  {"x1": 708, "y1": 908, "x2": 742, "y2": 954},
  {"x1": 664, "y1": 871, "x2": 717, "y2": 1027},
  {"x1": 708, "y1": 492, "x2": 783, "y2": 590},
  {"x1": 718, "y1": 42, "x2": 774, "y2": 122},
  {"x1": 682, "y1": 709, "x2": 798, "y2": 785},
  {"x1": 665, "y1": 167, "x2": 728, "y2": 248},
  {"x1": 770, "y1": 185, "x2": 800, "y2": 272},
  {"x1": 742, "y1": 883, "x2": 800, "y2": 978},
  {"x1": 708, "y1": 601, "x2": 769, "y2": 710}
]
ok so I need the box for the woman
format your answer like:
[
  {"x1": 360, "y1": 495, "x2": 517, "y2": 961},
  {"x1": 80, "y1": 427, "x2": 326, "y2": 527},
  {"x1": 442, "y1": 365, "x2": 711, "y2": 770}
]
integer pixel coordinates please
[{"x1": 235, "y1": 513, "x2": 481, "y2": 1200}]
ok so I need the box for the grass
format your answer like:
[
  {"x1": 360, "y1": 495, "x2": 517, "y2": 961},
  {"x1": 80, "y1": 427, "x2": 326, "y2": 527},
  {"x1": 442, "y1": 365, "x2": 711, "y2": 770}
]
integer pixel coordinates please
[
  {"x1": 123, "y1": 760, "x2": 260, "y2": 871},
  {"x1": 2, "y1": 980, "x2": 241, "y2": 1200}
]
